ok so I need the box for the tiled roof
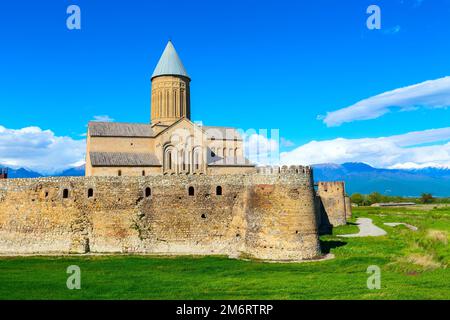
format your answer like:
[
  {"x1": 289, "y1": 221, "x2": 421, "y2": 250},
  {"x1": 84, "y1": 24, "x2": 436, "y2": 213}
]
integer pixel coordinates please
[
  {"x1": 90, "y1": 152, "x2": 161, "y2": 167},
  {"x1": 88, "y1": 122, "x2": 154, "y2": 137}
]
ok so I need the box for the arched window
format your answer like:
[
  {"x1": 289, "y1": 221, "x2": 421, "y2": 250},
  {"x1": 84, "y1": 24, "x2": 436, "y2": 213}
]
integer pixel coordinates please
[
  {"x1": 164, "y1": 146, "x2": 176, "y2": 173},
  {"x1": 145, "y1": 187, "x2": 151, "y2": 198},
  {"x1": 87, "y1": 188, "x2": 94, "y2": 198},
  {"x1": 195, "y1": 152, "x2": 200, "y2": 170},
  {"x1": 192, "y1": 148, "x2": 201, "y2": 171},
  {"x1": 63, "y1": 189, "x2": 69, "y2": 199},
  {"x1": 216, "y1": 186, "x2": 222, "y2": 196},
  {"x1": 168, "y1": 151, "x2": 172, "y2": 170},
  {"x1": 188, "y1": 186, "x2": 195, "y2": 196},
  {"x1": 181, "y1": 149, "x2": 186, "y2": 171},
  {"x1": 223, "y1": 147, "x2": 226, "y2": 158},
  {"x1": 118, "y1": 170, "x2": 122, "y2": 176},
  {"x1": 142, "y1": 170, "x2": 145, "y2": 176},
  {"x1": 180, "y1": 89, "x2": 184, "y2": 111}
]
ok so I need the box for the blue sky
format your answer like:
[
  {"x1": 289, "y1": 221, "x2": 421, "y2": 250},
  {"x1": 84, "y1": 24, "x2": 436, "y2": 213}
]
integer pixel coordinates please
[{"x1": 1, "y1": 0, "x2": 450, "y2": 173}]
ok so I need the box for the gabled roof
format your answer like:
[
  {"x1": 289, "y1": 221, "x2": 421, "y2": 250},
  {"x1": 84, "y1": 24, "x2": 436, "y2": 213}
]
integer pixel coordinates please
[
  {"x1": 90, "y1": 152, "x2": 161, "y2": 167},
  {"x1": 151, "y1": 41, "x2": 189, "y2": 79},
  {"x1": 88, "y1": 119, "x2": 244, "y2": 143},
  {"x1": 88, "y1": 122, "x2": 154, "y2": 137}
]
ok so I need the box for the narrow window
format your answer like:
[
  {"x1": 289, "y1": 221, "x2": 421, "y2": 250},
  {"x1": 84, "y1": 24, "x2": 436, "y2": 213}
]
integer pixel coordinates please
[
  {"x1": 194, "y1": 152, "x2": 200, "y2": 170},
  {"x1": 188, "y1": 186, "x2": 195, "y2": 196},
  {"x1": 181, "y1": 150, "x2": 186, "y2": 171},
  {"x1": 118, "y1": 170, "x2": 122, "y2": 176},
  {"x1": 88, "y1": 188, "x2": 94, "y2": 198},
  {"x1": 216, "y1": 186, "x2": 222, "y2": 196},
  {"x1": 63, "y1": 189, "x2": 69, "y2": 199},
  {"x1": 168, "y1": 151, "x2": 172, "y2": 170},
  {"x1": 142, "y1": 170, "x2": 145, "y2": 176},
  {"x1": 145, "y1": 187, "x2": 151, "y2": 198}
]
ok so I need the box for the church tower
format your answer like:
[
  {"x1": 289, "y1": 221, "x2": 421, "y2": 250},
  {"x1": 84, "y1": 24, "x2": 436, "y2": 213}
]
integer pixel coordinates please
[{"x1": 151, "y1": 41, "x2": 191, "y2": 125}]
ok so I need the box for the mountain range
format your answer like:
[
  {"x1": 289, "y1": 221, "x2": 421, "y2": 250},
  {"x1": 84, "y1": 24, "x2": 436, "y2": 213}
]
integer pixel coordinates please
[
  {"x1": 0, "y1": 165, "x2": 85, "y2": 179},
  {"x1": 2, "y1": 163, "x2": 450, "y2": 197},
  {"x1": 312, "y1": 162, "x2": 450, "y2": 197}
]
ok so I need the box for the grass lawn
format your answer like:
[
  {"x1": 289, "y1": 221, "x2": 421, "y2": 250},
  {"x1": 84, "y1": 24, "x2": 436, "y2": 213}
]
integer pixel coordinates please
[{"x1": 0, "y1": 205, "x2": 448, "y2": 300}]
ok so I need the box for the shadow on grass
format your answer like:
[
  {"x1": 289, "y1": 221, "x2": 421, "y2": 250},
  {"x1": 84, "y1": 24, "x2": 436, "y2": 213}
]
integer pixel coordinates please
[{"x1": 320, "y1": 240, "x2": 347, "y2": 254}]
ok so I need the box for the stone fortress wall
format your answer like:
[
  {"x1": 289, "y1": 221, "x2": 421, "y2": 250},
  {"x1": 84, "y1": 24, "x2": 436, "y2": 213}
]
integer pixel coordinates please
[
  {"x1": 0, "y1": 165, "x2": 349, "y2": 261},
  {"x1": 315, "y1": 181, "x2": 351, "y2": 234}
]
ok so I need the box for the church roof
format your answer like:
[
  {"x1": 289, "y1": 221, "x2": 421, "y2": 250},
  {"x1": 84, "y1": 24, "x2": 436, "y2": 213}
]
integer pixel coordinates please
[
  {"x1": 151, "y1": 41, "x2": 189, "y2": 79},
  {"x1": 89, "y1": 122, "x2": 154, "y2": 137},
  {"x1": 90, "y1": 152, "x2": 161, "y2": 167}
]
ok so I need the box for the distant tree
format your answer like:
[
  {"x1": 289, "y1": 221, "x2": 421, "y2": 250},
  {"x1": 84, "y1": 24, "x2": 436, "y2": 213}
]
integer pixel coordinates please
[
  {"x1": 351, "y1": 193, "x2": 364, "y2": 206},
  {"x1": 368, "y1": 192, "x2": 383, "y2": 205},
  {"x1": 420, "y1": 193, "x2": 434, "y2": 204}
]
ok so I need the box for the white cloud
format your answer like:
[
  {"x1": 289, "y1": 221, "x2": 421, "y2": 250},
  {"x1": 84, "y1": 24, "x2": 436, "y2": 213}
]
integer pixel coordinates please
[
  {"x1": 321, "y1": 76, "x2": 450, "y2": 127},
  {"x1": 244, "y1": 133, "x2": 280, "y2": 165},
  {"x1": 0, "y1": 125, "x2": 85, "y2": 174},
  {"x1": 92, "y1": 115, "x2": 114, "y2": 122},
  {"x1": 280, "y1": 137, "x2": 295, "y2": 148},
  {"x1": 279, "y1": 127, "x2": 450, "y2": 169}
]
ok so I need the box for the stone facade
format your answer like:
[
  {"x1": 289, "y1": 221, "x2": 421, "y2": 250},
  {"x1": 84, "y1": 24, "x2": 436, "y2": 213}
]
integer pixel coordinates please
[
  {"x1": 151, "y1": 75, "x2": 191, "y2": 125},
  {"x1": 316, "y1": 182, "x2": 349, "y2": 231},
  {"x1": 85, "y1": 41, "x2": 254, "y2": 177},
  {"x1": 344, "y1": 196, "x2": 352, "y2": 219},
  {"x1": 0, "y1": 41, "x2": 352, "y2": 261},
  {"x1": 0, "y1": 166, "x2": 330, "y2": 261}
]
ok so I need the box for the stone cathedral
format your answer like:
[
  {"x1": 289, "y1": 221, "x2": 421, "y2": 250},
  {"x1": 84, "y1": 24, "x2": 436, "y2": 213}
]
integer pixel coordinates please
[
  {"x1": 85, "y1": 41, "x2": 254, "y2": 177},
  {"x1": 0, "y1": 41, "x2": 352, "y2": 261}
]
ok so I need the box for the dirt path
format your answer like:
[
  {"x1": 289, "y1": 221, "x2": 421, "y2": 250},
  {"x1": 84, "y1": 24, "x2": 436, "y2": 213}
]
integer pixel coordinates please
[
  {"x1": 339, "y1": 218, "x2": 387, "y2": 237},
  {"x1": 384, "y1": 222, "x2": 418, "y2": 231}
]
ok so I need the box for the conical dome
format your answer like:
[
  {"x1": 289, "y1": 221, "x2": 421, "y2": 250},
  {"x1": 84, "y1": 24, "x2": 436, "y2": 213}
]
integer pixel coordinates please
[{"x1": 151, "y1": 41, "x2": 189, "y2": 79}]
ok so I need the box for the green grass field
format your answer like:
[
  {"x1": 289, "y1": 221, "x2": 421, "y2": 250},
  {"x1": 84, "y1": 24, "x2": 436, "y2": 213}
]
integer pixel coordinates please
[{"x1": 0, "y1": 205, "x2": 449, "y2": 300}]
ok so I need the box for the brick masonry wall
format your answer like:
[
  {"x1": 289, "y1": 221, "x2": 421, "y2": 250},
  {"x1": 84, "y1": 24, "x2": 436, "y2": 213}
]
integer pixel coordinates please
[{"x1": 0, "y1": 166, "x2": 322, "y2": 261}]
